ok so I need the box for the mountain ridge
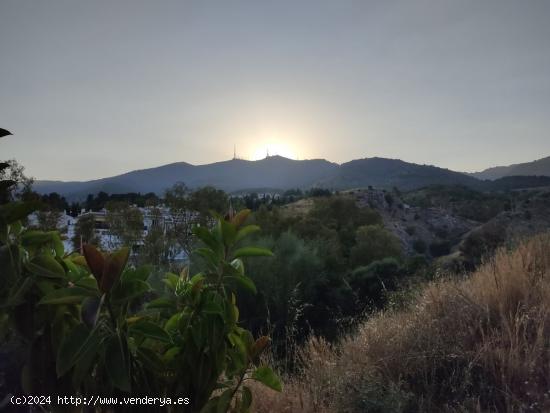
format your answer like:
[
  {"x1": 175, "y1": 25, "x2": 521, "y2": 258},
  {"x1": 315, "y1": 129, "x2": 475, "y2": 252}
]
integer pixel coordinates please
[
  {"x1": 33, "y1": 155, "x2": 550, "y2": 200},
  {"x1": 471, "y1": 155, "x2": 550, "y2": 180}
]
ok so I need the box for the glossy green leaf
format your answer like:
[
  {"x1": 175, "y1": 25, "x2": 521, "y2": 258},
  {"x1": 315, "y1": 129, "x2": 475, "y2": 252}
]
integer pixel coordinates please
[
  {"x1": 165, "y1": 313, "x2": 181, "y2": 335},
  {"x1": 162, "y1": 272, "x2": 179, "y2": 290},
  {"x1": 233, "y1": 247, "x2": 273, "y2": 259},
  {"x1": 71, "y1": 337, "x2": 98, "y2": 389},
  {"x1": 74, "y1": 276, "x2": 100, "y2": 291},
  {"x1": 2, "y1": 276, "x2": 33, "y2": 308},
  {"x1": 27, "y1": 255, "x2": 66, "y2": 278},
  {"x1": 121, "y1": 265, "x2": 151, "y2": 282},
  {"x1": 129, "y1": 321, "x2": 171, "y2": 343},
  {"x1": 50, "y1": 232, "x2": 64, "y2": 257},
  {"x1": 57, "y1": 323, "x2": 101, "y2": 377},
  {"x1": 220, "y1": 219, "x2": 237, "y2": 246},
  {"x1": 21, "y1": 230, "x2": 55, "y2": 246},
  {"x1": 62, "y1": 258, "x2": 81, "y2": 280},
  {"x1": 230, "y1": 258, "x2": 245, "y2": 275},
  {"x1": 39, "y1": 287, "x2": 99, "y2": 305},
  {"x1": 81, "y1": 296, "x2": 102, "y2": 327},
  {"x1": 202, "y1": 300, "x2": 224, "y2": 315},
  {"x1": 137, "y1": 347, "x2": 165, "y2": 372},
  {"x1": 0, "y1": 244, "x2": 20, "y2": 285},
  {"x1": 224, "y1": 275, "x2": 257, "y2": 294},
  {"x1": 162, "y1": 346, "x2": 180, "y2": 363},
  {"x1": 112, "y1": 279, "x2": 150, "y2": 303},
  {"x1": 195, "y1": 247, "x2": 219, "y2": 269},
  {"x1": 251, "y1": 366, "x2": 282, "y2": 392},
  {"x1": 105, "y1": 336, "x2": 131, "y2": 392},
  {"x1": 146, "y1": 297, "x2": 176, "y2": 310},
  {"x1": 235, "y1": 225, "x2": 261, "y2": 243},
  {"x1": 193, "y1": 225, "x2": 222, "y2": 254}
]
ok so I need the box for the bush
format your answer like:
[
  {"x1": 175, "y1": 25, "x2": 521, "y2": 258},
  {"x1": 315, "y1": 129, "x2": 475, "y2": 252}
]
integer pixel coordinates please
[
  {"x1": 254, "y1": 234, "x2": 550, "y2": 412},
  {"x1": 460, "y1": 221, "x2": 507, "y2": 266},
  {"x1": 348, "y1": 258, "x2": 404, "y2": 308},
  {"x1": 0, "y1": 201, "x2": 281, "y2": 412},
  {"x1": 350, "y1": 225, "x2": 402, "y2": 268}
]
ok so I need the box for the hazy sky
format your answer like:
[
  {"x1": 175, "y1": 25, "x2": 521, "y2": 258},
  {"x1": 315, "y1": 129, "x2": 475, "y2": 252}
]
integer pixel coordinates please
[{"x1": 1, "y1": 0, "x2": 550, "y2": 181}]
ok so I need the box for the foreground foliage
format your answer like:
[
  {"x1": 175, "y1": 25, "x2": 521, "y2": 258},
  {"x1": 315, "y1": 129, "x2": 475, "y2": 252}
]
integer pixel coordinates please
[
  {"x1": 253, "y1": 234, "x2": 550, "y2": 412},
  {"x1": 0, "y1": 190, "x2": 280, "y2": 412}
]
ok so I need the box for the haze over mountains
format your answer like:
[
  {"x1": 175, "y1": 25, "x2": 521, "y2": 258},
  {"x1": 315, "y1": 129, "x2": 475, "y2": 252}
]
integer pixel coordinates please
[{"x1": 34, "y1": 155, "x2": 550, "y2": 200}]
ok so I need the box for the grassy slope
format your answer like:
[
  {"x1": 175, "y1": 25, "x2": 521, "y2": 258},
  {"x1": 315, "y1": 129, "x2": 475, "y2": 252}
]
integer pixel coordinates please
[{"x1": 252, "y1": 234, "x2": 550, "y2": 412}]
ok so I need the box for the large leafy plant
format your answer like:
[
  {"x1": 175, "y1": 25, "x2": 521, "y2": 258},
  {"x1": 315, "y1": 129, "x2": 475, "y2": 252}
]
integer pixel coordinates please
[{"x1": 0, "y1": 127, "x2": 280, "y2": 412}]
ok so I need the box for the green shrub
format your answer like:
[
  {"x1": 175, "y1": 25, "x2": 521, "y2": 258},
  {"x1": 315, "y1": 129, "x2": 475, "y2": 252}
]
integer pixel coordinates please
[
  {"x1": 350, "y1": 225, "x2": 402, "y2": 268},
  {"x1": 348, "y1": 258, "x2": 404, "y2": 308},
  {"x1": 460, "y1": 221, "x2": 507, "y2": 266},
  {"x1": 0, "y1": 179, "x2": 280, "y2": 412}
]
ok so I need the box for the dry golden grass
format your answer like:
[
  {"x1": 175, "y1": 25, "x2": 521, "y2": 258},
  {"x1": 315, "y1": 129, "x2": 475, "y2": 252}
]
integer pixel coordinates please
[{"x1": 252, "y1": 233, "x2": 550, "y2": 412}]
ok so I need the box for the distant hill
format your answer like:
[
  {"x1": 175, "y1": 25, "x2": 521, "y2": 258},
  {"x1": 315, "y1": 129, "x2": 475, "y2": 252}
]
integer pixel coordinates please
[
  {"x1": 34, "y1": 156, "x2": 338, "y2": 199},
  {"x1": 34, "y1": 155, "x2": 490, "y2": 200},
  {"x1": 484, "y1": 175, "x2": 550, "y2": 191},
  {"x1": 317, "y1": 157, "x2": 482, "y2": 191},
  {"x1": 471, "y1": 156, "x2": 550, "y2": 180}
]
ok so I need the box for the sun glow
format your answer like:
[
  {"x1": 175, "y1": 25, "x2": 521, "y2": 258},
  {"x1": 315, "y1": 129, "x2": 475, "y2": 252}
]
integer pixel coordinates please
[{"x1": 251, "y1": 142, "x2": 297, "y2": 160}]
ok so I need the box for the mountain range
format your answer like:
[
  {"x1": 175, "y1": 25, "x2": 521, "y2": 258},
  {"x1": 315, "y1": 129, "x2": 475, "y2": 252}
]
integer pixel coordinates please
[
  {"x1": 471, "y1": 155, "x2": 550, "y2": 180},
  {"x1": 34, "y1": 155, "x2": 550, "y2": 200}
]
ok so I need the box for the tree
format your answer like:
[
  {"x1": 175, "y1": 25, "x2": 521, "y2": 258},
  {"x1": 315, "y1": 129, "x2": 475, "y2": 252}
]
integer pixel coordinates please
[
  {"x1": 0, "y1": 159, "x2": 34, "y2": 203},
  {"x1": 139, "y1": 206, "x2": 177, "y2": 267},
  {"x1": 164, "y1": 183, "x2": 228, "y2": 257},
  {"x1": 105, "y1": 201, "x2": 144, "y2": 249},
  {"x1": 71, "y1": 214, "x2": 101, "y2": 252},
  {"x1": 35, "y1": 209, "x2": 64, "y2": 232},
  {"x1": 188, "y1": 186, "x2": 228, "y2": 223},
  {"x1": 242, "y1": 232, "x2": 324, "y2": 348},
  {"x1": 40, "y1": 192, "x2": 69, "y2": 211},
  {"x1": 164, "y1": 183, "x2": 196, "y2": 257},
  {"x1": 350, "y1": 225, "x2": 402, "y2": 268}
]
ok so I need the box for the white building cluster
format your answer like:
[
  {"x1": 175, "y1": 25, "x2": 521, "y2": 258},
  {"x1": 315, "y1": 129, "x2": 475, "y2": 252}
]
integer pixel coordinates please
[{"x1": 28, "y1": 205, "x2": 194, "y2": 261}]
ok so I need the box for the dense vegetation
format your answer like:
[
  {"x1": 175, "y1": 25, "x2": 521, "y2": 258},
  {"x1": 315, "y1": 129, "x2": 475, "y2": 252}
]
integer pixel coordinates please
[
  {"x1": 253, "y1": 234, "x2": 550, "y2": 412},
  {"x1": 1, "y1": 129, "x2": 282, "y2": 412},
  {"x1": 402, "y1": 185, "x2": 510, "y2": 223},
  {"x1": 238, "y1": 196, "x2": 420, "y2": 358}
]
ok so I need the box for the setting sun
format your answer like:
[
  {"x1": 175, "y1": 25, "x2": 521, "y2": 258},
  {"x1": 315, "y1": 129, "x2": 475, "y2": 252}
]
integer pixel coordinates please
[{"x1": 251, "y1": 142, "x2": 297, "y2": 160}]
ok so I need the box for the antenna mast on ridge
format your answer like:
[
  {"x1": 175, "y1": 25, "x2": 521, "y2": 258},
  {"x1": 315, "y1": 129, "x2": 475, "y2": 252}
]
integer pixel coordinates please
[{"x1": 233, "y1": 144, "x2": 236, "y2": 160}]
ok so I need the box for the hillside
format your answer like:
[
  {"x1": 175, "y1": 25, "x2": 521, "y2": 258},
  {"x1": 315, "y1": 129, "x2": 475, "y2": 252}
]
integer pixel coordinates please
[
  {"x1": 472, "y1": 155, "x2": 550, "y2": 180},
  {"x1": 34, "y1": 155, "x2": 486, "y2": 199},
  {"x1": 318, "y1": 157, "x2": 483, "y2": 191},
  {"x1": 252, "y1": 233, "x2": 550, "y2": 412}
]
